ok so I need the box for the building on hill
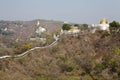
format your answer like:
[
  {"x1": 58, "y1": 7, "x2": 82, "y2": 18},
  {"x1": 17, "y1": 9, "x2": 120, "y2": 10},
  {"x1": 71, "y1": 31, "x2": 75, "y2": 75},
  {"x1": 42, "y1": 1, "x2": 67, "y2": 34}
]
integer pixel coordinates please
[
  {"x1": 35, "y1": 26, "x2": 46, "y2": 35},
  {"x1": 68, "y1": 26, "x2": 80, "y2": 34},
  {"x1": 35, "y1": 21, "x2": 47, "y2": 35},
  {"x1": 61, "y1": 26, "x2": 80, "y2": 35},
  {"x1": 30, "y1": 21, "x2": 47, "y2": 42},
  {"x1": 91, "y1": 18, "x2": 110, "y2": 33},
  {"x1": 98, "y1": 18, "x2": 109, "y2": 30}
]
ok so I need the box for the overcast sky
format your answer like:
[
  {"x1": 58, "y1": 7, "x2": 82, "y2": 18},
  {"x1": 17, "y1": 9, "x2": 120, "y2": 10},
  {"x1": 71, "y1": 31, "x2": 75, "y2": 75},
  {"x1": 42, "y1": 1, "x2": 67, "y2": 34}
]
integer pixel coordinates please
[{"x1": 0, "y1": 0, "x2": 119, "y2": 23}]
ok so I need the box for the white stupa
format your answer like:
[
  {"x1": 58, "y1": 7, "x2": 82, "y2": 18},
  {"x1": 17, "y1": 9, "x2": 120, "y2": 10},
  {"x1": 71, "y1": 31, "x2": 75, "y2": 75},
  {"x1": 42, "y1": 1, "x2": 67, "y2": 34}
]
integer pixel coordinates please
[
  {"x1": 98, "y1": 18, "x2": 109, "y2": 31},
  {"x1": 91, "y1": 18, "x2": 110, "y2": 33},
  {"x1": 36, "y1": 21, "x2": 46, "y2": 35}
]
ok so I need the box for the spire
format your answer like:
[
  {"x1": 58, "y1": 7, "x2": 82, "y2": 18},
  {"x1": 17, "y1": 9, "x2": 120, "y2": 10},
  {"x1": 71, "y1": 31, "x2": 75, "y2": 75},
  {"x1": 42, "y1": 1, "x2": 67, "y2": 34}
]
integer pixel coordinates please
[
  {"x1": 99, "y1": 18, "x2": 108, "y2": 24},
  {"x1": 37, "y1": 21, "x2": 40, "y2": 26}
]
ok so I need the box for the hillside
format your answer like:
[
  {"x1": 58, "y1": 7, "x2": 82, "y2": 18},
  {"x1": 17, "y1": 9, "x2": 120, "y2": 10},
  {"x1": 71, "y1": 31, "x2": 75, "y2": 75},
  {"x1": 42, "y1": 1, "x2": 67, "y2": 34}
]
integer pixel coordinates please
[
  {"x1": 0, "y1": 20, "x2": 63, "y2": 56},
  {"x1": 0, "y1": 19, "x2": 63, "y2": 42},
  {"x1": 0, "y1": 31, "x2": 120, "y2": 80}
]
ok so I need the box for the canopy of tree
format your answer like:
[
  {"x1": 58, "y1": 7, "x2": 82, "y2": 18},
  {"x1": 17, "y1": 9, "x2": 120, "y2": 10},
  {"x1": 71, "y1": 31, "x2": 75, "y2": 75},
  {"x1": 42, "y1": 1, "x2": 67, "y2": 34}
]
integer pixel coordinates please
[
  {"x1": 62, "y1": 23, "x2": 71, "y2": 30},
  {"x1": 109, "y1": 21, "x2": 120, "y2": 33}
]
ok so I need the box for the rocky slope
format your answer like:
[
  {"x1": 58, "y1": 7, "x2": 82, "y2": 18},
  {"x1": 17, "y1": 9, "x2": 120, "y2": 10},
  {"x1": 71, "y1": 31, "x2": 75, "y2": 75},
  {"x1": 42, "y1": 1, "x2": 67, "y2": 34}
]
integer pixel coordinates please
[{"x1": 0, "y1": 31, "x2": 120, "y2": 80}]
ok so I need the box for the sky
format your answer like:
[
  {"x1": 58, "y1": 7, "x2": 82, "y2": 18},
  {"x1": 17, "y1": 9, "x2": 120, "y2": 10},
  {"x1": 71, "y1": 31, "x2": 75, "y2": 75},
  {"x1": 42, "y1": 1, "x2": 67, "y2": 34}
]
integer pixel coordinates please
[{"x1": 0, "y1": 0, "x2": 120, "y2": 24}]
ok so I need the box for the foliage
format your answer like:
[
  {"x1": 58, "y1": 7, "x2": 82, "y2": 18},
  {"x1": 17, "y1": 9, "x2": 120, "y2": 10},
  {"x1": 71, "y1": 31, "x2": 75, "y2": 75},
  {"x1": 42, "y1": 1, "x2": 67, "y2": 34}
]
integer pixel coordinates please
[
  {"x1": 109, "y1": 21, "x2": 120, "y2": 28},
  {"x1": 115, "y1": 47, "x2": 120, "y2": 55},
  {"x1": 22, "y1": 43, "x2": 32, "y2": 51},
  {"x1": 80, "y1": 24, "x2": 88, "y2": 30},
  {"x1": 101, "y1": 30, "x2": 110, "y2": 37},
  {"x1": 109, "y1": 21, "x2": 120, "y2": 33},
  {"x1": 62, "y1": 23, "x2": 71, "y2": 30},
  {"x1": 45, "y1": 32, "x2": 54, "y2": 45},
  {"x1": 55, "y1": 29, "x2": 61, "y2": 35},
  {"x1": 0, "y1": 29, "x2": 120, "y2": 80},
  {"x1": 10, "y1": 42, "x2": 20, "y2": 48},
  {"x1": 95, "y1": 63, "x2": 106, "y2": 72},
  {"x1": 74, "y1": 24, "x2": 79, "y2": 27}
]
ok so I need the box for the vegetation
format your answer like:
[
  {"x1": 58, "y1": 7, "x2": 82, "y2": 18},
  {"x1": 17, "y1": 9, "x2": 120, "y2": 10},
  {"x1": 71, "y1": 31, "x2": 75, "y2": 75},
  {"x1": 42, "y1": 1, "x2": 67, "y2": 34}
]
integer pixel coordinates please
[
  {"x1": 74, "y1": 24, "x2": 79, "y2": 27},
  {"x1": 45, "y1": 32, "x2": 54, "y2": 45},
  {"x1": 0, "y1": 20, "x2": 120, "y2": 80},
  {"x1": 80, "y1": 24, "x2": 89, "y2": 30},
  {"x1": 0, "y1": 30, "x2": 120, "y2": 80},
  {"x1": 109, "y1": 21, "x2": 120, "y2": 33},
  {"x1": 22, "y1": 43, "x2": 32, "y2": 51},
  {"x1": 62, "y1": 23, "x2": 71, "y2": 30},
  {"x1": 55, "y1": 29, "x2": 61, "y2": 35},
  {"x1": 115, "y1": 47, "x2": 120, "y2": 55}
]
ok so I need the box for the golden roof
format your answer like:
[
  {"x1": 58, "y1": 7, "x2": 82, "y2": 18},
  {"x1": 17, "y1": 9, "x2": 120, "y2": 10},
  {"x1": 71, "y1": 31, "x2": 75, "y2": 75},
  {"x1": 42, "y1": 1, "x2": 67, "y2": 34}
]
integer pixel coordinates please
[{"x1": 99, "y1": 18, "x2": 108, "y2": 24}]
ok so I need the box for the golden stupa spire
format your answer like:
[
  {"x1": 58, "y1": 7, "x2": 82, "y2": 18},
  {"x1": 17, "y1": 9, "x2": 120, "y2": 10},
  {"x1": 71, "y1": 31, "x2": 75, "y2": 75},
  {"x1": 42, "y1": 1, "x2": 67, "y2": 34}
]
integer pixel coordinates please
[{"x1": 100, "y1": 18, "x2": 108, "y2": 24}]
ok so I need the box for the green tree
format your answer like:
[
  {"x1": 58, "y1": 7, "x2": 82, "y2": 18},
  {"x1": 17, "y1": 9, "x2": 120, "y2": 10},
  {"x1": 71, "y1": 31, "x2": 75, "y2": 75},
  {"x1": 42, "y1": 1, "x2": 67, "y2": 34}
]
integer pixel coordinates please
[
  {"x1": 109, "y1": 21, "x2": 120, "y2": 33},
  {"x1": 74, "y1": 24, "x2": 79, "y2": 27},
  {"x1": 62, "y1": 23, "x2": 71, "y2": 30}
]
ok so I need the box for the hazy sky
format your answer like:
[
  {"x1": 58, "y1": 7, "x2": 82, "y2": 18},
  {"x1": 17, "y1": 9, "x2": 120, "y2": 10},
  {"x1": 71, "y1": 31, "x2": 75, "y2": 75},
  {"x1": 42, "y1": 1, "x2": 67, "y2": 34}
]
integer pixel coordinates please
[{"x1": 0, "y1": 0, "x2": 119, "y2": 23}]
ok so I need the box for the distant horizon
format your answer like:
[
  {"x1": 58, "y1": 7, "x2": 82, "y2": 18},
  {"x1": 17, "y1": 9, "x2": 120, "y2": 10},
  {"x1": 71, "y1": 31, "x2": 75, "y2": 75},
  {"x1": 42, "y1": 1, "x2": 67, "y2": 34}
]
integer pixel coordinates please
[
  {"x1": 0, "y1": 18, "x2": 119, "y2": 24},
  {"x1": 0, "y1": 0, "x2": 120, "y2": 24}
]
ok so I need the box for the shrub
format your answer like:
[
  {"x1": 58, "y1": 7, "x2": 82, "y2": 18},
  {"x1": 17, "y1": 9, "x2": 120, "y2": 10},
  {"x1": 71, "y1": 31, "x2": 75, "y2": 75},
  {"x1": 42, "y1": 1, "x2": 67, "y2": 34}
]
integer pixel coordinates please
[
  {"x1": 95, "y1": 63, "x2": 106, "y2": 72},
  {"x1": 80, "y1": 24, "x2": 88, "y2": 30},
  {"x1": 55, "y1": 29, "x2": 61, "y2": 35},
  {"x1": 101, "y1": 30, "x2": 110, "y2": 37},
  {"x1": 115, "y1": 47, "x2": 120, "y2": 55},
  {"x1": 22, "y1": 43, "x2": 32, "y2": 52},
  {"x1": 45, "y1": 32, "x2": 54, "y2": 45}
]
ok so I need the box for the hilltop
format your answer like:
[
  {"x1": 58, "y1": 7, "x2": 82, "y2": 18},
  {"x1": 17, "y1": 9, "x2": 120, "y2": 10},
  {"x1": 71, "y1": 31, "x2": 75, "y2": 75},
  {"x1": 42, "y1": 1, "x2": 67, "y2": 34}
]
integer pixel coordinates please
[{"x1": 0, "y1": 19, "x2": 63, "y2": 42}]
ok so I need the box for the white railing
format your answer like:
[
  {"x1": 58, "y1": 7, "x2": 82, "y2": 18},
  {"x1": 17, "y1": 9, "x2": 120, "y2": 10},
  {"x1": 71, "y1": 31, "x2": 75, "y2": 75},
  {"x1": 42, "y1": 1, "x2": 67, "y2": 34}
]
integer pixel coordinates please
[{"x1": 0, "y1": 37, "x2": 59, "y2": 60}]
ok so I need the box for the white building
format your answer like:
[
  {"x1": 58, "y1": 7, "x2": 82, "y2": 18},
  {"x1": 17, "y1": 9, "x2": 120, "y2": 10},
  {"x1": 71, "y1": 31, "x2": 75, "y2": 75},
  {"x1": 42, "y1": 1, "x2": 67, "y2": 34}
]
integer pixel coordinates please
[
  {"x1": 91, "y1": 18, "x2": 110, "y2": 33},
  {"x1": 36, "y1": 26, "x2": 46, "y2": 34},
  {"x1": 67, "y1": 27, "x2": 80, "y2": 34},
  {"x1": 35, "y1": 21, "x2": 47, "y2": 35},
  {"x1": 61, "y1": 26, "x2": 80, "y2": 35}
]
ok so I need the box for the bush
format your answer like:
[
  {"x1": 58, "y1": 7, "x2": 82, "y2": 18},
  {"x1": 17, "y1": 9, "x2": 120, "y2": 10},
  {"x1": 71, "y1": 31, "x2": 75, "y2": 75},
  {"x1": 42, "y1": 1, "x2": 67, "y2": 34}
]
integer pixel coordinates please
[
  {"x1": 101, "y1": 30, "x2": 110, "y2": 37},
  {"x1": 95, "y1": 63, "x2": 106, "y2": 72},
  {"x1": 115, "y1": 47, "x2": 120, "y2": 55},
  {"x1": 22, "y1": 43, "x2": 32, "y2": 52},
  {"x1": 55, "y1": 29, "x2": 61, "y2": 35},
  {"x1": 80, "y1": 24, "x2": 88, "y2": 30},
  {"x1": 45, "y1": 32, "x2": 54, "y2": 45}
]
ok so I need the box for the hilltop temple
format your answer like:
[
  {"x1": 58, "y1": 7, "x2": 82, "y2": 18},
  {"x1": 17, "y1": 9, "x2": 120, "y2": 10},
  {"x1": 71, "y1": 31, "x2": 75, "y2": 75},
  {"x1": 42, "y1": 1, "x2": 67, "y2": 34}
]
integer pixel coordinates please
[
  {"x1": 35, "y1": 21, "x2": 46, "y2": 35},
  {"x1": 98, "y1": 18, "x2": 109, "y2": 31},
  {"x1": 91, "y1": 18, "x2": 110, "y2": 33}
]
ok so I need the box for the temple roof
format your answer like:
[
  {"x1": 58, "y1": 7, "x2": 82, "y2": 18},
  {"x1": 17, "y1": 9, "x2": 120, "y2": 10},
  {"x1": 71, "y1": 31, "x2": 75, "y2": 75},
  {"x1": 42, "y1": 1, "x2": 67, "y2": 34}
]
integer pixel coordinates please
[{"x1": 99, "y1": 18, "x2": 109, "y2": 24}]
